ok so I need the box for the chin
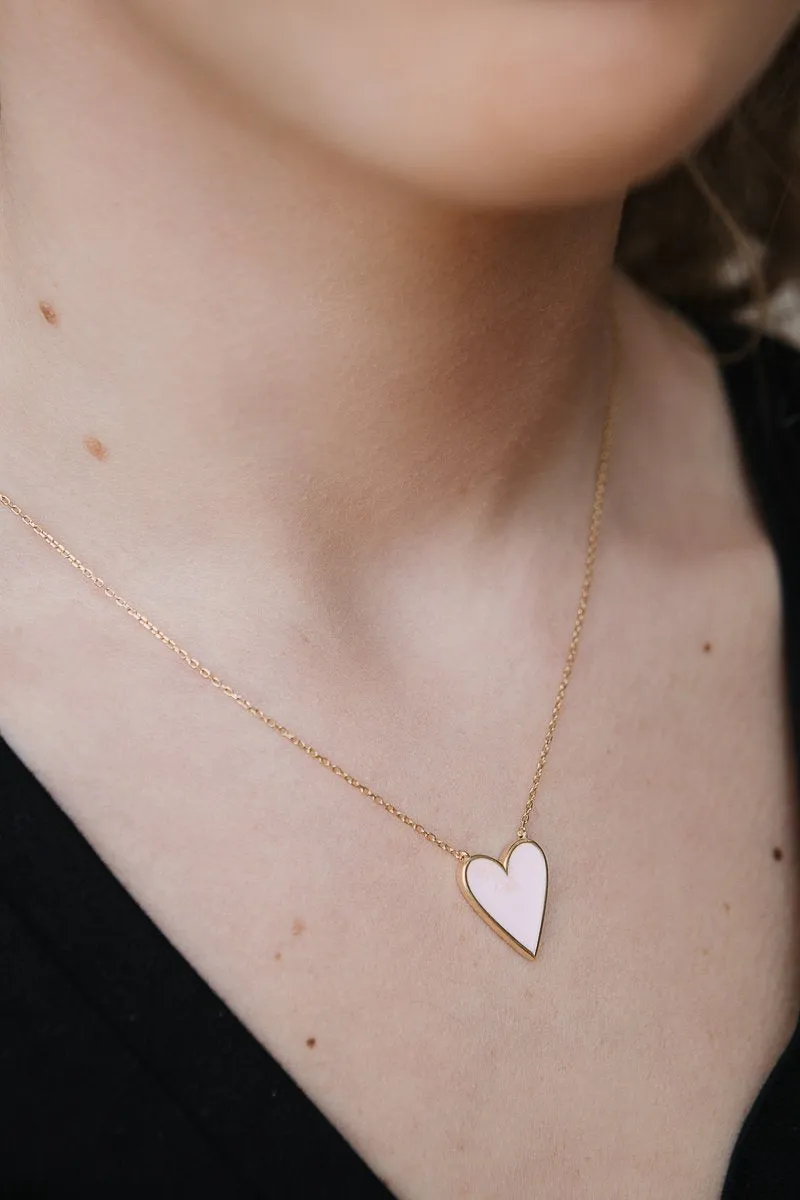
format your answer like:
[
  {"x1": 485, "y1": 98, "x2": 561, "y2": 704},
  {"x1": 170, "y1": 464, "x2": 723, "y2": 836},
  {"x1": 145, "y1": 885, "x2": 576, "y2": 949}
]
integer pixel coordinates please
[
  {"x1": 121, "y1": 0, "x2": 800, "y2": 211},
  {"x1": 312, "y1": 4, "x2": 797, "y2": 210}
]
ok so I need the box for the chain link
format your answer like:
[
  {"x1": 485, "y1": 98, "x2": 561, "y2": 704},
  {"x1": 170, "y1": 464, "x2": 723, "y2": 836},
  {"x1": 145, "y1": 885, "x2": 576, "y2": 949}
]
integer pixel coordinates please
[
  {"x1": 515, "y1": 379, "x2": 615, "y2": 841},
  {"x1": 0, "y1": 339, "x2": 617, "y2": 862}
]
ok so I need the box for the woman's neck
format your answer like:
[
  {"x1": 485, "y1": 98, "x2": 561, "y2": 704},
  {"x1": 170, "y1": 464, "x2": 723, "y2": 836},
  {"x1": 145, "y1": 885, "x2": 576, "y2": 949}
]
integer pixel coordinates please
[{"x1": 0, "y1": 2, "x2": 622, "y2": 576}]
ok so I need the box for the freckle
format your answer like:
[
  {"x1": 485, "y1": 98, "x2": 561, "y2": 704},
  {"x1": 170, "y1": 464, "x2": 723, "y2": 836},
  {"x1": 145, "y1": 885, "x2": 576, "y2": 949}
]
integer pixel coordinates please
[
  {"x1": 273, "y1": 951, "x2": 282, "y2": 962},
  {"x1": 702, "y1": 947, "x2": 710, "y2": 956},
  {"x1": 292, "y1": 918, "x2": 306, "y2": 937},
  {"x1": 703, "y1": 642, "x2": 713, "y2": 654},
  {"x1": 83, "y1": 435, "x2": 108, "y2": 462},
  {"x1": 723, "y1": 902, "x2": 731, "y2": 913},
  {"x1": 773, "y1": 847, "x2": 784, "y2": 862},
  {"x1": 305, "y1": 1036, "x2": 316, "y2": 1049},
  {"x1": 38, "y1": 300, "x2": 58, "y2": 326}
]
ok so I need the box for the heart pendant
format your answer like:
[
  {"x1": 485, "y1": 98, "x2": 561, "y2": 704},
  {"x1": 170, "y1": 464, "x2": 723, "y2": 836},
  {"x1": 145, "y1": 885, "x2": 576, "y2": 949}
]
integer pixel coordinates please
[{"x1": 458, "y1": 839, "x2": 548, "y2": 960}]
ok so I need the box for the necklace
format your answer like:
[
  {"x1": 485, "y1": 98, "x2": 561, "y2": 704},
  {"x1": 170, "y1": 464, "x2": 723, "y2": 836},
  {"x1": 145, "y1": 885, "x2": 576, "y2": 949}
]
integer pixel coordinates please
[{"x1": 0, "y1": 351, "x2": 617, "y2": 962}]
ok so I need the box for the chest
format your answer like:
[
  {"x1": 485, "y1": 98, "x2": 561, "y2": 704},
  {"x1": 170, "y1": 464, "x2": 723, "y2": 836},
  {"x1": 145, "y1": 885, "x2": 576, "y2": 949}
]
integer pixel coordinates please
[{"x1": 0, "y1": 552, "x2": 798, "y2": 1200}]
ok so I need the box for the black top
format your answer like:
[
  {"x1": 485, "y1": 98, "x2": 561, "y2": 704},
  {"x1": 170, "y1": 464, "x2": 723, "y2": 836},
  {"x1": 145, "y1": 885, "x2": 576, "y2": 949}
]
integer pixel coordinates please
[{"x1": 1, "y1": 326, "x2": 799, "y2": 1200}]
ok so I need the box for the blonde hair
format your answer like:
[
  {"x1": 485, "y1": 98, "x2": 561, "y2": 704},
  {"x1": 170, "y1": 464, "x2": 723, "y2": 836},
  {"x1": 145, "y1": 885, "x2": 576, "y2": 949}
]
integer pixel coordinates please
[{"x1": 619, "y1": 27, "x2": 800, "y2": 322}]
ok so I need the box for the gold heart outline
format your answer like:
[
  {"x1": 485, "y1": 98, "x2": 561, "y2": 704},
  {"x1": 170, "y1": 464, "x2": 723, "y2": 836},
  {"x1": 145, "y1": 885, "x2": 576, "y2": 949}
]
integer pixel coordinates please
[{"x1": 458, "y1": 838, "x2": 549, "y2": 961}]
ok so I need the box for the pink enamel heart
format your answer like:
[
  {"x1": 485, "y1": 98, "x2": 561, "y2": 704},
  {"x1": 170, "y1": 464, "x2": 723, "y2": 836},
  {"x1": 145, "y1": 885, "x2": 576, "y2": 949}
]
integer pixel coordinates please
[{"x1": 459, "y1": 839, "x2": 548, "y2": 960}]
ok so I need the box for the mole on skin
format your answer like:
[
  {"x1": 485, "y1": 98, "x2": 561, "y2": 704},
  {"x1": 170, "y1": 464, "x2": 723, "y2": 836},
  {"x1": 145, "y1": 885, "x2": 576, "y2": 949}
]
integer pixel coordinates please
[
  {"x1": 273, "y1": 951, "x2": 282, "y2": 962},
  {"x1": 38, "y1": 300, "x2": 58, "y2": 326},
  {"x1": 306, "y1": 1037, "x2": 316, "y2": 1049},
  {"x1": 292, "y1": 918, "x2": 306, "y2": 937},
  {"x1": 703, "y1": 642, "x2": 713, "y2": 654},
  {"x1": 83, "y1": 435, "x2": 109, "y2": 462},
  {"x1": 773, "y1": 847, "x2": 784, "y2": 862}
]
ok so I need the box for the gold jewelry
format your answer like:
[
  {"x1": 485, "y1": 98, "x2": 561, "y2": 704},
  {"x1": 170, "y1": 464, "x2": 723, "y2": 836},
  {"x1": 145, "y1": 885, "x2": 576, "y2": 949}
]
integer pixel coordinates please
[{"x1": 0, "y1": 337, "x2": 617, "y2": 961}]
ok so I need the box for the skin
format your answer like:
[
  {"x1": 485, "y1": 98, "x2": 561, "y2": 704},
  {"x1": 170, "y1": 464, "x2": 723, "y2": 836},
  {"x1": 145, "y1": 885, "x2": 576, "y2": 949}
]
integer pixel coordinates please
[
  {"x1": 0, "y1": 2, "x2": 798, "y2": 1197},
  {"x1": 120, "y1": 0, "x2": 800, "y2": 206}
]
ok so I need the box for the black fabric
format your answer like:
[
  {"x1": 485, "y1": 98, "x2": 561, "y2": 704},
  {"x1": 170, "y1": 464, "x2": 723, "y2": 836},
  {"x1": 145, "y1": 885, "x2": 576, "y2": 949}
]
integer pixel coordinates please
[{"x1": 0, "y1": 327, "x2": 799, "y2": 1199}]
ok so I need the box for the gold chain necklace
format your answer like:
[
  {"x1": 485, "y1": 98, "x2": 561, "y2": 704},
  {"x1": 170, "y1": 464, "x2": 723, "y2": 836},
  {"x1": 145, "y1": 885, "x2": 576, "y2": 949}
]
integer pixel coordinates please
[{"x1": 0, "y1": 352, "x2": 617, "y2": 962}]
